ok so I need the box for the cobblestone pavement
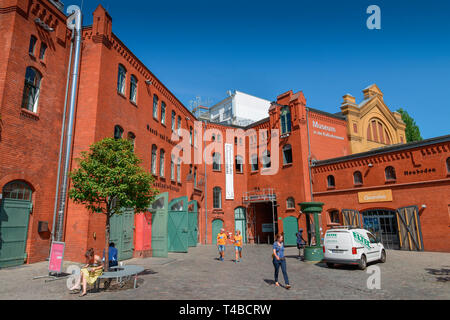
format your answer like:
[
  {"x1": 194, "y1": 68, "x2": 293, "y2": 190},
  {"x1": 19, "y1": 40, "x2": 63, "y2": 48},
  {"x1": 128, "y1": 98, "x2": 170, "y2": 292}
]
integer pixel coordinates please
[{"x1": 0, "y1": 245, "x2": 448, "y2": 300}]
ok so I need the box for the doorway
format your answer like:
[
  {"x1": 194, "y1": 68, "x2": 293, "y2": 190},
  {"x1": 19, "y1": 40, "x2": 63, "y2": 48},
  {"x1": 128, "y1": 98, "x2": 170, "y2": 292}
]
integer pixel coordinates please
[
  {"x1": 362, "y1": 209, "x2": 400, "y2": 250},
  {"x1": 0, "y1": 181, "x2": 33, "y2": 268},
  {"x1": 234, "y1": 207, "x2": 247, "y2": 244},
  {"x1": 211, "y1": 219, "x2": 223, "y2": 244}
]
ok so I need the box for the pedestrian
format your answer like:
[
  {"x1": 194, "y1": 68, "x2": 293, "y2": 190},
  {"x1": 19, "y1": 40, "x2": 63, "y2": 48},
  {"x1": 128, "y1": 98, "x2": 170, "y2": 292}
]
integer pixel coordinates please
[
  {"x1": 233, "y1": 230, "x2": 243, "y2": 263},
  {"x1": 296, "y1": 229, "x2": 306, "y2": 261},
  {"x1": 272, "y1": 233, "x2": 291, "y2": 289},
  {"x1": 102, "y1": 242, "x2": 118, "y2": 268},
  {"x1": 217, "y1": 228, "x2": 227, "y2": 261},
  {"x1": 79, "y1": 248, "x2": 104, "y2": 297}
]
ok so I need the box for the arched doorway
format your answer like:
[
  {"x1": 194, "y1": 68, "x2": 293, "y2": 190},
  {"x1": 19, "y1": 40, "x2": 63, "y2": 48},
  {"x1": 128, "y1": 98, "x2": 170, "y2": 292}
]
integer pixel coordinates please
[
  {"x1": 362, "y1": 209, "x2": 400, "y2": 250},
  {"x1": 211, "y1": 219, "x2": 223, "y2": 245},
  {"x1": 234, "y1": 207, "x2": 247, "y2": 244},
  {"x1": 0, "y1": 181, "x2": 33, "y2": 268}
]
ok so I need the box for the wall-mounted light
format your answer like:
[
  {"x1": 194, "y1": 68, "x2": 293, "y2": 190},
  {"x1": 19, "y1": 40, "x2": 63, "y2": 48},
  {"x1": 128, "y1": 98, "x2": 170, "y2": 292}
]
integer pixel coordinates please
[
  {"x1": 421, "y1": 204, "x2": 427, "y2": 209},
  {"x1": 368, "y1": 163, "x2": 374, "y2": 168},
  {"x1": 145, "y1": 79, "x2": 152, "y2": 85}
]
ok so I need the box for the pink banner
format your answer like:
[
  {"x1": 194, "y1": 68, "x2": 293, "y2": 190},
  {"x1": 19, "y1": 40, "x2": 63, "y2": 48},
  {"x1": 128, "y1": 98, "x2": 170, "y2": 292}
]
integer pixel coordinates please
[{"x1": 49, "y1": 242, "x2": 65, "y2": 273}]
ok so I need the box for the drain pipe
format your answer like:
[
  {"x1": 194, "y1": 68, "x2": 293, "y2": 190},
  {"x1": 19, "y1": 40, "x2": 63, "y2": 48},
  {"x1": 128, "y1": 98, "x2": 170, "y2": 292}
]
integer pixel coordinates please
[
  {"x1": 54, "y1": 5, "x2": 82, "y2": 242},
  {"x1": 305, "y1": 107, "x2": 314, "y2": 201},
  {"x1": 203, "y1": 120, "x2": 208, "y2": 244},
  {"x1": 51, "y1": 32, "x2": 74, "y2": 242}
]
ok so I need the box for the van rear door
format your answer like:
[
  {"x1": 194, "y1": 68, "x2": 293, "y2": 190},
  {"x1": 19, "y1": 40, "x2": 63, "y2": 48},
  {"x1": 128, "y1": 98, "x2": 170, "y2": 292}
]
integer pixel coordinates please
[{"x1": 324, "y1": 231, "x2": 353, "y2": 260}]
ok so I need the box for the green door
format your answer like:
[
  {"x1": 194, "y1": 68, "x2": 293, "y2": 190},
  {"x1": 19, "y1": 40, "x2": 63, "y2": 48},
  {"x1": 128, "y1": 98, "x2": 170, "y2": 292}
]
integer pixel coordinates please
[
  {"x1": 234, "y1": 207, "x2": 247, "y2": 243},
  {"x1": 188, "y1": 201, "x2": 198, "y2": 247},
  {"x1": 110, "y1": 208, "x2": 135, "y2": 261},
  {"x1": 211, "y1": 219, "x2": 223, "y2": 245},
  {"x1": 283, "y1": 216, "x2": 298, "y2": 246},
  {"x1": 168, "y1": 196, "x2": 188, "y2": 253},
  {"x1": 0, "y1": 182, "x2": 33, "y2": 268},
  {"x1": 151, "y1": 193, "x2": 168, "y2": 257}
]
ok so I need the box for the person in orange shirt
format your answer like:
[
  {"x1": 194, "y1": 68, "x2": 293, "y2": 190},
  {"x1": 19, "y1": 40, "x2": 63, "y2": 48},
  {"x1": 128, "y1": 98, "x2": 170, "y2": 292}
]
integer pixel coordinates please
[
  {"x1": 233, "y1": 230, "x2": 243, "y2": 263},
  {"x1": 217, "y1": 228, "x2": 228, "y2": 261}
]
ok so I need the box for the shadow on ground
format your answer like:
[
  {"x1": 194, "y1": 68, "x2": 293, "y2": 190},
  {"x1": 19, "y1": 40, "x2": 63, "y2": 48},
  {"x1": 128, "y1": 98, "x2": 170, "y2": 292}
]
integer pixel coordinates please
[{"x1": 425, "y1": 267, "x2": 450, "y2": 282}]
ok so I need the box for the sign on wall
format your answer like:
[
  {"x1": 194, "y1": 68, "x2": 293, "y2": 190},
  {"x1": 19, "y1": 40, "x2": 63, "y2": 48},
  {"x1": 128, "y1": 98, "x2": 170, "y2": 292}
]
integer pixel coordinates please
[
  {"x1": 262, "y1": 224, "x2": 274, "y2": 233},
  {"x1": 358, "y1": 189, "x2": 393, "y2": 203},
  {"x1": 225, "y1": 143, "x2": 234, "y2": 200}
]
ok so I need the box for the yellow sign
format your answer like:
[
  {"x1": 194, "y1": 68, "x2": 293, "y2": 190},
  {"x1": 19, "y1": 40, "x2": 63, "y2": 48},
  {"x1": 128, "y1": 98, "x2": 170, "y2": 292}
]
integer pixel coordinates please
[{"x1": 358, "y1": 190, "x2": 393, "y2": 203}]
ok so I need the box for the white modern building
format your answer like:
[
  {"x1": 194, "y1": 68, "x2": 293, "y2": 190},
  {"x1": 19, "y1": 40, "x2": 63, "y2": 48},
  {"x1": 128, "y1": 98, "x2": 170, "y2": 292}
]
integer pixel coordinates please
[{"x1": 205, "y1": 90, "x2": 271, "y2": 127}]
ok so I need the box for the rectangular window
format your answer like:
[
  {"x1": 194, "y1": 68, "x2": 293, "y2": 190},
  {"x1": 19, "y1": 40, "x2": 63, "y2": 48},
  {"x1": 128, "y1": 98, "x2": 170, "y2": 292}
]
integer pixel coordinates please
[
  {"x1": 39, "y1": 43, "x2": 47, "y2": 60},
  {"x1": 161, "y1": 102, "x2": 166, "y2": 125},
  {"x1": 153, "y1": 95, "x2": 158, "y2": 119},
  {"x1": 177, "y1": 159, "x2": 181, "y2": 183}
]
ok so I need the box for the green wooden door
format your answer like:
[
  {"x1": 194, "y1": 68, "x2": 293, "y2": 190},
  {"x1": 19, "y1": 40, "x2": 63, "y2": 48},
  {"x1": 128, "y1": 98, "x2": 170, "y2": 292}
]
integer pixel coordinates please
[
  {"x1": 211, "y1": 219, "x2": 223, "y2": 245},
  {"x1": 234, "y1": 207, "x2": 247, "y2": 243},
  {"x1": 110, "y1": 208, "x2": 135, "y2": 261},
  {"x1": 151, "y1": 193, "x2": 169, "y2": 257},
  {"x1": 188, "y1": 201, "x2": 198, "y2": 247},
  {"x1": 0, "y1": 182, "x2": 33, "y2": 268},
  {"x1": 168, "y1": 196, "x2": 188, "y2": 253},
  {"x1": 283, "y1": 216, "x2": 298, "y2": 246}
]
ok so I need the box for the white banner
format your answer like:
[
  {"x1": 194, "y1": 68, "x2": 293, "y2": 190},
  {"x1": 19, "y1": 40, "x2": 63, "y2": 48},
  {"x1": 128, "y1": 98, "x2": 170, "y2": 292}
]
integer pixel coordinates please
[{"x1": 225, "y1": 143, "x2": 234, "y2": 200}]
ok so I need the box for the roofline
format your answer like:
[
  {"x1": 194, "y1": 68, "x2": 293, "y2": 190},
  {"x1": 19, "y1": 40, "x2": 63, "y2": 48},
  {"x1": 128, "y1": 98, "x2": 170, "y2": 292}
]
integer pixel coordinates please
[
  {"x1": 313, "y1": 135, "x2": 450, "y2": 166},
  {"x1": 307, "y1": 107, "x2": 347, "y2": 121}
]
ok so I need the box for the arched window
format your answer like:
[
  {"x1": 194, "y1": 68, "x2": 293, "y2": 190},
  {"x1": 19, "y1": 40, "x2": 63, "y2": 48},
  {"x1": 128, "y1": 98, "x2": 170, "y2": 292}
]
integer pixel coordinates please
[
  {"x1": 161, "y1": 101, "x2": 166, "y2": 125},
  {"x1": 39, "y1": 43, "x2": 47, "y2": 61},
  {"x1": 151, "y1": 145, "x2": 157, "y2": 175},
  {"x1": 189, "y1": 127, "x2": 193, "y2": 145},
  {"x1": 127, "y1": 132, "x2": 136, "y2": 151},
  {"x1": 29, "y1": 35, "x2": 37, "y2": 55},
  {"x1": 235, "y1": 155, "x2": 244, "y2": 173},
  {"x1": 159, "y1": 149, "x2": 165, "y2": 177},
  {"x1": 177, "y1": 115, "x2": 182, "y2": 135},
  {"x1": 251, "y1": 154, "x2": 259, "y2": 171},
  {"x1": 212, "y1": 134, "x2": 216, "y2": 142},
  {"x1": 177, "y1": 158, "x2": 181, "y2": 183},
  {"x1": 353, "y1": 171, "x2": 363, "y2": 185},
  {"x1": 329, "y1": 210, "x2": 340, "y2": 224},
  {"x1": 21, "y1": 67, "x2": 42, "y2": 113},
  {"x1": 170, "y1": 155, "x2": 175, "y2": 181},
  {"x1": 280, "y1": 106, "x2": 292, "y2": 134},
  {"x1": 3, "y1": 181, "x2": 33, "y2": 201},
  {"x1": 213, "y1": 152, "x2": 221, "y2": 171},
  {"x1": 385, "y1": 166, "x2": 396, "y2": 181},
  {"x1": 153, "y1": 94, "x2": 158, "y2": 119},
  {"x1": 213, "y1": 187, "x2": 222, "y2": 209},
  {"x1": 283, "y1": 144, "x2": 293, "y2": 165},
  {"x1": 262, "y1": 150, "x2": 271, "y2": 168},
  {"x1": 171, "y1": 111, "x2": 176, "y2": 132},
  {"x1": 327, "y1": 175, "x2": 335, "y2": 188},
  {"x1": 117, "y1": 64, "x2": 126, "y2": 94},
  {"x1": 367, "y1": 119, "x2": 392, "y2": 145},
  {"x1": 286, "y1": 197, "x2": 295, "y2": 209},
  {"x1": 114, "y1": 125, "x2": 124, "y2": 139},
  {"x1": 130, "y1": 75, "x2": 138, "y2": 103},
  {"x1": 447, "y1": 157, "x2": 450, "y2": 173},
  {"x1": 194, "y1": 129, "x2": 198, "y2": 148}
]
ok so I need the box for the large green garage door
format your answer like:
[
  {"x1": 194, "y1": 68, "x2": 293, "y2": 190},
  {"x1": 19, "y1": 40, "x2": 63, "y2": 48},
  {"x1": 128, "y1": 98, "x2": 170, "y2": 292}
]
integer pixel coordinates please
[
  {"x1": 211, "y1": 219, "x2": 223, "y2": 245},
  {"x1": 151, "y1": 193, "x2": 168, "y2": 257},
  {"x1": 110, "y1": 208, "x2": 135, "y2": 261},
  {"x1": 168, "y1": 196, "x2": 189, "y2": 253},
  {"x1": 0, "y1": 182, "x2": 33, "y2": 268},
  {"x1": 188, "y1": 200, "x2": 198, "y2": 247},
  {"x1": 283, "y1": 216, "x2": 298, "y2": 246}
]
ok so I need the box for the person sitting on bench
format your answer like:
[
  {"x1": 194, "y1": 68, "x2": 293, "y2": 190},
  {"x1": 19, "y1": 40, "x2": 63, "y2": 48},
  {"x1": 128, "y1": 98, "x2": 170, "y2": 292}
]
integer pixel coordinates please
[{"x1": 103, "y1": 242, "x2": 118, "y2": 268}]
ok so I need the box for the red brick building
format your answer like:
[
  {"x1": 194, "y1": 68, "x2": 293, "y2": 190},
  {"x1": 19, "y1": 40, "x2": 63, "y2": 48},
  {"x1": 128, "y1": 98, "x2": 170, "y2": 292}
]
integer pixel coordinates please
[{"x1": 0, "y1": 1, "x2": 448, "y2": 267}]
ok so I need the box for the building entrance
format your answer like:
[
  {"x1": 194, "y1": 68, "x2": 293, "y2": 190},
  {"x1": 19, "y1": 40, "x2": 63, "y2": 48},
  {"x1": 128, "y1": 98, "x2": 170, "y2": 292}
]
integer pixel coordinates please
[{"x1": 362, "y1": 209, "x2": 400, "y2": 250}]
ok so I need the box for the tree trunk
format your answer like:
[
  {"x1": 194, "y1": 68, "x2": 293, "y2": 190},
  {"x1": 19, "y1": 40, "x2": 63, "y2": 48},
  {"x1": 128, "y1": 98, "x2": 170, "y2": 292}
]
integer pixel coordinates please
[{"x1": 104, "y1": 212, "x2": 110, "y2": 272}]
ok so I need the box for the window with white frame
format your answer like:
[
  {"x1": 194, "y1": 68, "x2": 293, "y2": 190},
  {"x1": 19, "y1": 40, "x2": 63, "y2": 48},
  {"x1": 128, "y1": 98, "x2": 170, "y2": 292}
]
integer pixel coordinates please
[
  {"x1": 161, "y1": 101, "x2": 166, "y2": 125},
  {"x1": 117, "y1": 64, "x2": 126, "y2": 94},
  {"x1": 153, "y1": 94, "x2": 158, "y2": 119},
  {"x1": 130, "y1": 75, "x2": 138, "y2": 103},
  {"x1": 213, "y1": 187, "x2": 222, "y2": 209},
  {"x1": 151, "y1": 145, "x2": 157, "y2": 175},
  {"x1": 159, "y1": 149, "x2": 165, "y2": 177},
  {"x1": 21, "y1": 67, "x2": 41, "y2": 113}
]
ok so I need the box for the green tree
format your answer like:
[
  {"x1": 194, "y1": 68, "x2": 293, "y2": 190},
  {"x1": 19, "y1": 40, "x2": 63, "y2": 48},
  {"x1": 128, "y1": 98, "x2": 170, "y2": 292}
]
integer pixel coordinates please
[
  {"x1": 69, "y1": 137, "x2": 158, "y2": 270},
  {"x1": 397, "y1": 108, "x2": 423, "y2": 143}
]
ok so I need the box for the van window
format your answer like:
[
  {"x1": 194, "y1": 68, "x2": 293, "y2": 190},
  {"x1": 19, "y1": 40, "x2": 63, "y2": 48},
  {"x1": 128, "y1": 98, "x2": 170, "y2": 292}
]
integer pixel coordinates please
[{"x1": 367, "y1": 233, "x2": 377, "y2": 244}]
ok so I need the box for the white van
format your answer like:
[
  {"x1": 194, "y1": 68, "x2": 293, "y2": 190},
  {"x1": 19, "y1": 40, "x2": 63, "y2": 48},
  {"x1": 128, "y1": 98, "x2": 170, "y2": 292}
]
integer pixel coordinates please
[{"x1": 323, "y1": 227, "x2": 386, "y2": 270}]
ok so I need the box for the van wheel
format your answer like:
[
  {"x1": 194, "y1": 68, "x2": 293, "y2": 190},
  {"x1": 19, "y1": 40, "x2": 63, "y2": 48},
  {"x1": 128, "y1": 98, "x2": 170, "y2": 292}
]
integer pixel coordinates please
[
  {"x1": 379, "y1": 250, "x2": 386, "y2": 263},
  {"x1": 326, "y1": 263, "x2": 334, "y2": 268},
  {"x1": 358, "y1": 255, "x2": 367, "y2": 270}
]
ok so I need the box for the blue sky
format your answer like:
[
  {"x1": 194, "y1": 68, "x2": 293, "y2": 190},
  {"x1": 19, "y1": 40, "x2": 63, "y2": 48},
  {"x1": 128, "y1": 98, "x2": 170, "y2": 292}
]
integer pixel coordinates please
[{"x1": 77, "y1": 0, "x2": 449, "y2": 139}]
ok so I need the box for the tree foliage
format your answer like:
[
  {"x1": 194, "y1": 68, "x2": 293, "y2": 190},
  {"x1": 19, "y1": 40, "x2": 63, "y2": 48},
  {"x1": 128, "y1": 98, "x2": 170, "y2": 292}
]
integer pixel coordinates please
[
  {"x1": 69, "y1": 137, "x2": 158, "y2": 269},
  {"x1": 397, "y1": 108, "x2": 422, "y2": 143}
]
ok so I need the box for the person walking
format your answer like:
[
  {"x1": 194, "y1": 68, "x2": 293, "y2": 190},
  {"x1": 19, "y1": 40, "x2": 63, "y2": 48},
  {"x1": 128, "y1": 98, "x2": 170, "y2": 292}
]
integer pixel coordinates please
[
  {"x1": 296, "y1": 228, "x2": 306, "y2": 261},
  {"x1": 233, "y1": 230, "x2": 243, "y2": 263},
  {"x1": 217, "y1": 228, "x2": 228, "y2": 261},
  {"x1": 272, "y1": 233, "x2": 291, "y2": 289}
]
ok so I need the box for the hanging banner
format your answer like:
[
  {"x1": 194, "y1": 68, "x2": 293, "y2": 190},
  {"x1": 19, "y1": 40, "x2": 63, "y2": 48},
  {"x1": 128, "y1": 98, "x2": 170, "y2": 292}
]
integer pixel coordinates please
[{"x1": 225, "y1": 143, "x2": 234, "y2": 200}]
